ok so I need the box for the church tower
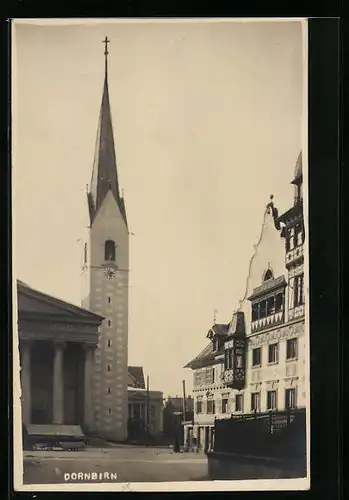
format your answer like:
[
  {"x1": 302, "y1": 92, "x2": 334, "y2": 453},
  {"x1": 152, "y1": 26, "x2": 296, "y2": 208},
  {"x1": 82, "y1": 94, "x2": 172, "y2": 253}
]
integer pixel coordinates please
[{"x1": 81, "y1": 37, "x2": 129, "y2": 441}]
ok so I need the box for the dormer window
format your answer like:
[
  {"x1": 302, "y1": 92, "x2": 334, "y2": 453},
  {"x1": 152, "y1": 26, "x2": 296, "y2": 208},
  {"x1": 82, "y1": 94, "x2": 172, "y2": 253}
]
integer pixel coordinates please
[
  {"x1": 105, "y1": 240, "x2": 116, "y2": 261},
  {"x1": 264, "y1": 269, "x2": 273, "y2": 281},
  {"x1": 248, "y1": 276, "x2": 286, "y2": 331}
]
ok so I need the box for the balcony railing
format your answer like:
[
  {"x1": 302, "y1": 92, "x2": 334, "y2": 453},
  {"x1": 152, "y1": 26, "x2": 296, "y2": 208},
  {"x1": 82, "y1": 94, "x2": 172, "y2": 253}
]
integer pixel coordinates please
[
  {"x1": 221, "y1": 368, "x2": 245, "y2": 389},
  {"x1": 251, "y1": 311, "x2": 283, "y2": 333}
]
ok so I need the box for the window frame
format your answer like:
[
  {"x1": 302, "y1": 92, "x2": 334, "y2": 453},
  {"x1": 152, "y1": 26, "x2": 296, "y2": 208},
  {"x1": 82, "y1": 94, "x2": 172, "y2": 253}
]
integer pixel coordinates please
[
  {"x1": 235, "y1": 394, "x2": 244, "y2": 412},
  {"x1": 285, "y1": 388, "x2": 297, "y2": 409},
  {"x1": 267, "y1": 390, "x2": 277, "y2": 410},
  {"x1": 268, "y1": 342, "x2": 279, "y2": 364},
  {"x1": 196, "y1": 397, "x2": 203, "y2": 414},
  {"x1": 286, "y1": 337, "x2": 298, "y2": 360},
  {"x1": 104, "y1": 239, "x2": 116, "y2": 262},
  {"x1": 252, "y1": 347, "x2": 262, "y2": 367},
  {"x1": 221, "y1": 395, "x2": 229, "y2": 414},
  {"x1": 206, "y1": 398, "x2": 215, "y2": 415},
  {"x1": 251, "y1": 392, "x2": 260, "y2": 412}
]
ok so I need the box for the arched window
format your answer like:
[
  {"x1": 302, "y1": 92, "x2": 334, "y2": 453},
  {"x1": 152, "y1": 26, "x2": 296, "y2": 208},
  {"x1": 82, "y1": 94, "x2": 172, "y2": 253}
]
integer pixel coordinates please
[
  {"x1": 105, "y1": 240, "x2": 116, "y2": 261},
  {"x1": 264, "y1": 269, "x2": 273, "y2": 282}
]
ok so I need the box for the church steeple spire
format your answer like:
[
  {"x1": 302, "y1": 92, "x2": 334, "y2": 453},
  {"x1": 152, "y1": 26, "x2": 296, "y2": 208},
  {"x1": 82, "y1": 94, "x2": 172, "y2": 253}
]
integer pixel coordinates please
[{"x1": 88, "y1": 37, "x2": 127, "y2": 226}]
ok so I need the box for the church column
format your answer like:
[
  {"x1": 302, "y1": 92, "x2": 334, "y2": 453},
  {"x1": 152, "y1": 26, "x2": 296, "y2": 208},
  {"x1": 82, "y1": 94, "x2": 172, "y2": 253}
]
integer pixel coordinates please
[
  {"x1": 52, "y1": 340, "x2": 65, "y2": 424},
  {"x1": 21, "y1": 339, "x2": 32, "y2": 424},
  {"x1": 83, "y1": 344, "x2": 94, "y2": 430}
]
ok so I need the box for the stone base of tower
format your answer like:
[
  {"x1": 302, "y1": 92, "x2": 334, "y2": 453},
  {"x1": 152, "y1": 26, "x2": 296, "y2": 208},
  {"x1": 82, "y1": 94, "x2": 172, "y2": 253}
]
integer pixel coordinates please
[{"x1": 89, "y1": 426, "x2": 128, "y2": 444}]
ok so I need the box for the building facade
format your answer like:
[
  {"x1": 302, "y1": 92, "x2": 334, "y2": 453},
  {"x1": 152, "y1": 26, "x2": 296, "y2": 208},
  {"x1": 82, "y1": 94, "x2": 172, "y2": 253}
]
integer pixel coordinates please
[
  {"x1": 127, "y1": 366, "x2": 163, "y2": 439},
  {"x1": 184, "y1": 153, "x2": 306, "y2": 452},
  {"x1": 162, "y1": 396, "x2": 194, "y2": 446},
  {"x1": 81, "y1": 42, "x2": 129, "y2": 441},
  {"x1": 17, "y1": 280, "x2": 104, "y2": 430}
]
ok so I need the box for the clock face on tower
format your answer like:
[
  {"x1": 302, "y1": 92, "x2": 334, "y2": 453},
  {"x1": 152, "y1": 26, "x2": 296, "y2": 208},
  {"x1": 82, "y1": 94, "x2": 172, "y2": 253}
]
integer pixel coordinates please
[{"x1": 103, "y1": 264, "x2": 117, "y2": 280}]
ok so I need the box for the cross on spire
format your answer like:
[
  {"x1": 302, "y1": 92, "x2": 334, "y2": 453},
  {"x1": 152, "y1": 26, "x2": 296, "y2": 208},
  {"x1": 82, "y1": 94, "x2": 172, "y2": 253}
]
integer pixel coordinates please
[
  {"x1": 103, "y1": 36, "x2": 110, "y2": 56},
  {"x1": 103, "y1": 36, "x2": 110, "y2": 75}
]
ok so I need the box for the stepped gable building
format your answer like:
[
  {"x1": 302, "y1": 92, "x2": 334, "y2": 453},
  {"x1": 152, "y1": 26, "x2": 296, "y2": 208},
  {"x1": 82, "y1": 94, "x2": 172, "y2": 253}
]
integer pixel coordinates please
[
  {"x1": 184, "y1": 152, "x2": 306, "y2": 452},
  {"x1": 81, "y1": 37, "x2": 129, "y2": 441},
  {"x1": 17, "y1": 280, "x2": 104, "y2": 428}
]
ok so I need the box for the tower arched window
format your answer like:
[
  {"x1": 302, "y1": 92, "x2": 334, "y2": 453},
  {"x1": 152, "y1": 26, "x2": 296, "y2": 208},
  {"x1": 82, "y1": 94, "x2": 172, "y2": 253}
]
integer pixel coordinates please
[{"x1": 105, "y1": 240, "x2": 116, "y2": 261}]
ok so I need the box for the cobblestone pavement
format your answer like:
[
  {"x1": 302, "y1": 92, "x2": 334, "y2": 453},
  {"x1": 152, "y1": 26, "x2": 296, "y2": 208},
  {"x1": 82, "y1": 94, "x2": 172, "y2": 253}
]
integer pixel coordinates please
[{"x1": 22, "y1": 445, "x2": 208, "y2": 484}]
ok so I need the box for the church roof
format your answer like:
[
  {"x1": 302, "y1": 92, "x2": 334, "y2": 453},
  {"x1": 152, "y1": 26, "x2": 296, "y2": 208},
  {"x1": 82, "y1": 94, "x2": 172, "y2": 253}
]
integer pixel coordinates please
[
  {"x1": 88, "y1": 42, "x2": 127, "y2": 226},
  {"x1": 17, "y1": 280, "x2": 104, "y2": 323}
]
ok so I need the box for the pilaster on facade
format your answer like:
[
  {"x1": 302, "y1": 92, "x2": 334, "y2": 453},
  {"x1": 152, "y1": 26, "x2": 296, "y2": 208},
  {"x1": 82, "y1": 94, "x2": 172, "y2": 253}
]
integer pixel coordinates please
[{"x1": 52, "y1": 340, "x2": 66, "y2": 425}]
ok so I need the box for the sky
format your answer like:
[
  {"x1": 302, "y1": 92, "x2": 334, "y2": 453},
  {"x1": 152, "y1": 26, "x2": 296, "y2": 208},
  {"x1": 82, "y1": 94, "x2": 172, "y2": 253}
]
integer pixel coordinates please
[{"x1": 12, "y1": 19, "x2": 305, "y2": 398}]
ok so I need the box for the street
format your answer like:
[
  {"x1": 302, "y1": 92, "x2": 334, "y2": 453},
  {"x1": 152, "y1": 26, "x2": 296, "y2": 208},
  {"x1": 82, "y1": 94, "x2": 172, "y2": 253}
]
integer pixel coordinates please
[{"x1": 23, "y1": 445, "x2": 208, "y2": 484}]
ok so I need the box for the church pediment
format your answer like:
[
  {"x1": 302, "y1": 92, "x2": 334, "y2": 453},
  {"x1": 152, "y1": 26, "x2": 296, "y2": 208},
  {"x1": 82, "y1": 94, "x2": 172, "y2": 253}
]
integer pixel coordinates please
[{"x1": 17, "y1": 281, "x2": 104, "y2": 323}]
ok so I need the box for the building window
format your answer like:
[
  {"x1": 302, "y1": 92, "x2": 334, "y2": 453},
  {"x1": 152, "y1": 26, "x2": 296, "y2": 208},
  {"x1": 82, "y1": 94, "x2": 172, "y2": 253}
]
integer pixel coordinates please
[
  {"x1": 266, "y1": 296, "x2": 275, "y2": 316},
  {"x1": 108, "y1": 408, "x2": 112, "y2": 414},
  {"x1": 267, "y1": 390, "x2": 277, "y2": 410},
  {"x1": 251, "y1": 392, "x2": 260, "y2": 412},
  {"x1": 84, "y1": 243, "x2": 87, "y2": 265},
  {"x1": 107, "y1": 365, "x2": 111, "y2": 372},
  {"x1": 196, "y1": 397, "x2": 203, "y2": 414},
  {"x1": 252, "y1": 303, "x2": 259, "y2": 321},
  {"x1": 225, "y1": 348, "x2": 233, "y2": 370},
  {"x1": 275, "y1": 293, "x2": 283, "y2": 312},
  {"x1": 108, "y1": 296, "x2": 111, "y2": 304},
  {"x1": 289, "y1": 227, "x2": 295, "y2": 250},
  {"x1": 108, "y1": 387, "x2": 111, "y2": 394},
  {"x1": 107, "y1": 339, "x2": 112, "y2": 347},
  {"x1": 105, "y1": 240, "x2": 116, "y2": 261},
  {"x1": 286, "y1": 338, "x2": 298, "y2": 360},
  {"x1": 207, "y1": 399, "x2": 215, "y2": 414},
  {"x1": 221, "y1": 395, "x2": 229, "y2": 414},
  {"x1": 294, "y1": 274, "x2": 304, "y2": 307},
  {"x1": 268, "y1": 343, "x2": 279, "y2": 363},
  {"x1": 285, "y1": 388, "x2": 297, "y2": 409},
  {"x1": 252, "y1": 347, "x2": 261, "y2": 367},
  {"x1": 259, "y1": 300, "x2": 267, "y2": 319},
  {"x1": 108, "y1": 319, "x2": 111, "y2": 327},
  {"x1": 235, "y1": 394, "x2": 243, "y2": 412},
  {"x1": 235, "y1": 350, "x2": 244, "y2": 368},
  {"x1": 295, "y1": 222, "x2": 303, "y2": 246}
]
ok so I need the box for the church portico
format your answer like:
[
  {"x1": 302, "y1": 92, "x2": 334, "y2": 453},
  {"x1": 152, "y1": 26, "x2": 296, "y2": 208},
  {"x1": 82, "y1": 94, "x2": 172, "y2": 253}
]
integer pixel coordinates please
[
  {"x1": 20, "y1": 338, "x2": 97, "y2": 428},
  {"x1": 17, "y1": 280, "x2": 104, "y2": 431}
]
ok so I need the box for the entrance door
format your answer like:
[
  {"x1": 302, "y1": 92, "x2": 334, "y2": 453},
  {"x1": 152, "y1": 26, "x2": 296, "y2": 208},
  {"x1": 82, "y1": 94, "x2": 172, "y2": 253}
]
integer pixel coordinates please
[
  {"x1": 65, "y1": 388, "x2": 77, "y2": 424},
  {"x1": 31, "y1": 388, "x2": 51, "y2": 424}
]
